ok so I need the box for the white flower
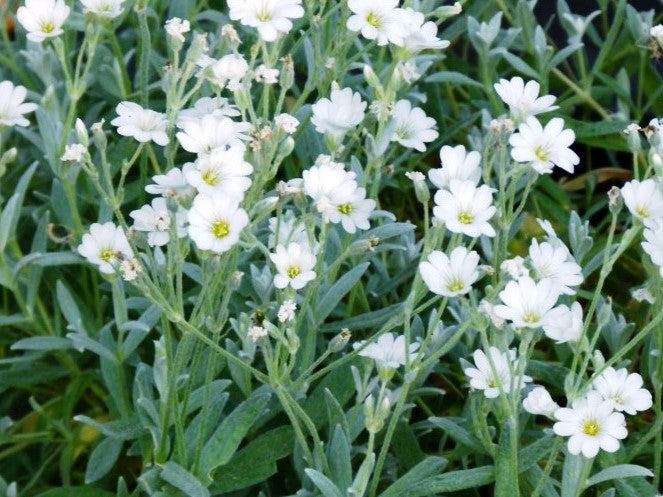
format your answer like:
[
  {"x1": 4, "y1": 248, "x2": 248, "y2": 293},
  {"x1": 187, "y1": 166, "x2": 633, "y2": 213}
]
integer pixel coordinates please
[
  {"x1": 17, "y1": 0, "x2": 70, "y2": 43},
  {"x1": 353, "y1": 332, "x2": 419, "y2": 370},
  {"x1": 165, "y1": 17, "x2": 190, "y2": 41},
  {"x1": 187, "y1": 194, "x2": 249, "y2": 253},
  {"x1": 277, "y1": 299, "x2": 297, "y2": 323},
  {"x1": 346, "y1": 0, "x2": 405, "y2": 46},
  {"x1": 510, "y1": 117, "x2": 579, "y2": 174},
  {"x1": 302, "y1": 161, "x2": 357, "y2": 216},
  {"x1": 61, "y1": 143, "x2": 87, "y2": 162},
  {"x1": 145, "y1": 165, "x2": 196, "y2": 199},
  {"x1": 651, "y1": 24, "x2": 663, "y2": 47},
  {"x1": 464, "y1": 347, "x2": 531, "y2": 399},
  {"x1": 390, "y1": 100, "x2": 438, "y2": 152},
  {"x1": 268, "y1": 211, "x2": 310, "y2": 249},
  {"x1": 0, "y1": 80, "x2": 38, "y2": 127},
  {"x1": 323, "y1": 185, "x2": 376, "y2": 234},
  {"x1": 643, "y1": 222, "x2": 663, "y2": 277},
  {"x1": 255, "y1": 64, "x2": 279, "y2": 84},
  {"x1": 479, "y1": 300, "x2": 505, "y2": 329},
  {"x1": 433, "y1": 179, "x2": 497, "y2": 237},
  {"x1": 111, "y1": 102, "x2": 169, "y2": 146},
  {"x1": 129, "y1": 197, "x2": 186, "y2": 247},
  {"x1": 429, "y1": 145, "x2": 482, "y2": 189},
  {"x1": 494, "y1": 276, "x2": 561, "y2": 329},
  {"x1": 400, "y1": 8, "x2": 450, "y2": 53},
  {"x1": 270, "y1": 243, "x2": 316, "y2": 290},
  {"x1": 529, "y1": 239, "x2": 583, "y2": 295},
  {"x1": 494, "y1": 77, "x2": 558, "y2": 123},
  {"x1": 553, "y1": 391, "x2": 627, "y2": 458},
  {"x1": 537, "y1": 218, "x2": 557, "y2": 238},
  {"x1": 184, "y1": 146, "x2": 253, "y2": 199},
  {"x1": 275, "y1": 113, "x2": 299, "y2": 134},
  {"x1": 501, "y1": 256, "x2": 529, "y2": 279},
  {"x1": 228, "y1": 0, "x2": 304, "y2": 42},
  {"x1": 405, "y1": 171, "x2": 425, "y2": 183},
  {"x1": 311, "y1": 84, "x2": 366, "y2": 139},
  {"x1": 523, "y1": 386, "x2": 559, "y2": 416},
  {"x1": 394, "y1": 61, "x2": 421, "y2": 84},
  {"x1": 119, "y1": 258, "x2": 141, "y2": 281},
  {"x1": 593, "y1": 367, "x2": 653, "y2": 415},
  {"x1": 621, "y1": 179, "x2": 663, "y2": 223},
  {"x1": 248, "y1": 325, "x2": 268, "y2": 342},
  {"x1": 77, "y1": 222, "x2": 132, "y2": 274},
  {"x1": 177, "y1": 97, "x2": 240, "y2": 128},
  {"x1": 81, "y1": 0, "x2": 124, "y2": 18},
  {"x1": 542, "y1": 302, "x2": 583, "y2": 344},
  {"x1": 176, "y1": 115, "x2": 251, "y2": 155},
  {"x1": 209, "y1": 54, "x2": 250, "y2": 90},
  {"x1": 419, "y1": 246, "x2": 480, "y2": 297},
  {"x1": 631, "y1": 286, "x2": 655, "y2": 304}
]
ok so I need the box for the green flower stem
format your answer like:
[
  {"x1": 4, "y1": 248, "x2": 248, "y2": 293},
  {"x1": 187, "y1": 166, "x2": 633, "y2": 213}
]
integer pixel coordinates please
[
  {"x1": 572, "y1": 222, "x2": 640, "y2": 394},
  {"x1": 274, "y1": 387, "x2": 316, "y2": 468},
  {"x1": 530, "y1": 438, "x2": 563, "y2": 497},
  {"x1": 110, "y1": 279, "x2": 132, "y2": 417}
]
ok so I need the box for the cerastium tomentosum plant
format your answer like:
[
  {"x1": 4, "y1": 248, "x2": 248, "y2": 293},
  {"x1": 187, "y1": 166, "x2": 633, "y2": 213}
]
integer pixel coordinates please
[{"x1": 1, "y1": 0, "x2": 663, "y2": 496}]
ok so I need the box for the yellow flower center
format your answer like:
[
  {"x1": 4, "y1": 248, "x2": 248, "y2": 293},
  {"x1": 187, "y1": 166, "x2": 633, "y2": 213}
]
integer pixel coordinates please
[
  {"x1": 487, "y1": 378, "x2": 497, "y2": 388},
  {"x1": 636, "y1": 207, "x2": 649, "y2": 218},
  {"x1": 522, "y1": 313, "x2": 540, "y2": 324},
  {"x1": 100, "y1": 248, "x2": 116, "y2": 262},
  {"x1": 366, "y1": 12, "x2": 382, "y2": 28},
  {"x1": 202, "y1": 169, "x2": 219, "y2": 186},
  {"x1": 534, "y1": 145, "x2": 550, "y2": 162},
  {"x1": 458, "y1": 212, "x2": 474, "y2": 224},
  {"x1": 287, "y1": 266, "x2": 301, "y2": 279},
  {"x1": 582, "y1": 420, "x2": 600, "y2": 437},
  {"x1": 337, "y1": 203, "x2": 353, "y2": 215},
  {"x1": 257, "y1": 10, "x2": 272, "y2": 21},
  {"x1": 447, "y1": 280, "x2": 465, "y2": 293},
  {"x1": 211, "y1": 220, "x2": 230, "y2": 239},
  {"x1": 41, "y1": 22, "x2": 55, "y2": 33}
]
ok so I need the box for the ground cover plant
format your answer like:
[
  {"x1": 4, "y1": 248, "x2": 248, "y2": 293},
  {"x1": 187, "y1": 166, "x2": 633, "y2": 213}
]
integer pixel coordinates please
[{"x1": 1, "y1": 0, "x2": 663, "y2": 496}]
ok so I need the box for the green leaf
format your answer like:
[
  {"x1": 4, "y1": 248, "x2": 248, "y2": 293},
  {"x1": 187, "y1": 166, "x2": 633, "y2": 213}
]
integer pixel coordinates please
[
  {"x1": 85, "y1": 437, "x2": 123, "y2": 483},
  {"x1": 0, "y1": 162, "x2": 38, "y2": 252},
  {"x1": 403, "y1": 466, "x2": 495, "y2": 496},
  {"x1": 199, "y1": 390, "x2": 271, "y2": 478},
  {"x1": 379, "y1": 457, "x2": 447, "y2": 497},
  {"x1": 73, "y1": 415, "x2": 145, "y2": 441},
  {"x1": 316, "y1": 262, "x2": 369, "y2": 323},
  {"x1": 161, "y1": 462, "x2": 210, "y2": 497},
  {"x1": 57, "y1": 280, "x2": 86, "y2": 335},
  {"x1": 429, "y1": 417, "x2": 485, "y2": 453},
  {"x1": 11, "y1": 337, "x2": 73, "y2": 351},
  {"x1": 304, "y1": 469, "x2": 344, "y2": 497},
  {"x1": 494, "y1": 418, "x2": 519, "y2": 497},
  {"x1": 328, "y1": 425, "x2": 352, "y2": 492},
  {"x1": 585, "y1": 465, "x2": 653, "y2": 488},
  {"x1": 35, "y1": 488, "x2": 115, "y2": 497},
  {"x1": 518, "y1": 435, "x2": 556, "y2": 473},
  {"x1": 561, "y1": 453, "x2": 590, "y2": 497},
  {"x1": 425, "y1": 71, "x2": 483, "y2": 88},
  {"x1": 210, "y1": 425, "x2": 294, "y2": 493},
  {"x1": 12, "y1": 252, "x2": 82, "y2": 278}
]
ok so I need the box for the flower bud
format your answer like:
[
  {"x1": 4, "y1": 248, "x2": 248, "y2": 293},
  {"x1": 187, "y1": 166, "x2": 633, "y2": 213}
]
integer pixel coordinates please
[
  {"x1": 75, "y1": 118, "x2": 89, "y2": 147},
  {"x1": 0, "y1": 147, "x2": 18, "y2": 166},
  {"x1": 650, "y1": 149, "x2": 663, "y2": 178},
  {"x1": 607, "y1": 186, "x2": 623, "y2": 214},
  {"x1": 363, "y1": 64, "x2": 382, "y2": 91},
  {"x1": 329, "y1": 328, "x2": 352, "y2": 352},
  {"x1": 623, "y1": 123, "x2": 641, "y2": 153},
  {"x1": 280, "y1": 55, "x2": 294, "y2": 90},
  {"x1": 405, "y1": 171, "x2": 430, "y2": 204},
  {"x1": 91, "y1": 119, "x2": 107, "y2": 150}
]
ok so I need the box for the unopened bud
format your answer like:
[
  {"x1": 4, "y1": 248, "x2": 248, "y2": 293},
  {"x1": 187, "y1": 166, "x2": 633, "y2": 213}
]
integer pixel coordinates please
[
  {"x1": 75, "y1": 118, "x2": 89, "y2": 147},
  {"x1": 363, "y1": 65, "x2": 382, "y2": 91},
  {"x1": 280, "y1": 55, "x2": 294, "y2": 90},
  {"x1": 608, "y1": 186, "x2": 623, "y2": 214},
  {"x1": 405, "y1": 171, "x2": 429, "y2": 204},
  {"x1": 329, "y1": 328, "x2": 352, "y2": 352},
  {"x1": 623, "y1": 123, "x2": 641, "y2": 152}
]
